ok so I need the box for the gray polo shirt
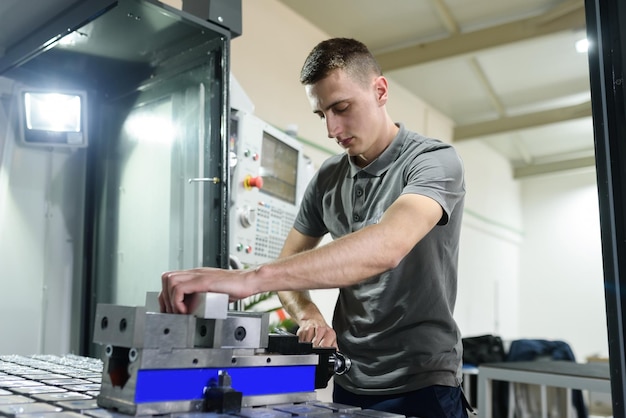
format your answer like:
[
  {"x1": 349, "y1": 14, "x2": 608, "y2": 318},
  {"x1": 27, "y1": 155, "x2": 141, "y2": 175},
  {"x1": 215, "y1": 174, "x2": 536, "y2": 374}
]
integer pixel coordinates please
[{"x1": 294, "y1": 124, "x2": 466, "y2": 395}]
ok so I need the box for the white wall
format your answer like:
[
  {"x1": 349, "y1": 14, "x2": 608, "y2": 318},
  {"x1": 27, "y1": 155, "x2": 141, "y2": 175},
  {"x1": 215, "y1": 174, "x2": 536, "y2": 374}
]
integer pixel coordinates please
[
  {"x1": 454, "y1": 141, "x2": 523, "y2": 340},
  {"x1": 519, "y1": 168, "x2": 607, "y2": 360}
]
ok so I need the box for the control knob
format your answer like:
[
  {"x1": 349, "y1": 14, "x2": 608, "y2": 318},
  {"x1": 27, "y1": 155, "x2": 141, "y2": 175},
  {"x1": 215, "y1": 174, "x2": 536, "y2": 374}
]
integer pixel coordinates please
[{"x1": 238, "y1": 206, "x2": 256, "y2": 228}]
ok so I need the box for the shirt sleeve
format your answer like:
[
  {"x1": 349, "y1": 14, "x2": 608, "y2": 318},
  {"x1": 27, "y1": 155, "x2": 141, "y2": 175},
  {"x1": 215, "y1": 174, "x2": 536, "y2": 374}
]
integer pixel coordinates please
[
  {"x1": 401, "y1": 146, "x2": 466, "y2": 225},
  {"x1": 293, "y1": 170, "x2": 329, "y2": 237}
]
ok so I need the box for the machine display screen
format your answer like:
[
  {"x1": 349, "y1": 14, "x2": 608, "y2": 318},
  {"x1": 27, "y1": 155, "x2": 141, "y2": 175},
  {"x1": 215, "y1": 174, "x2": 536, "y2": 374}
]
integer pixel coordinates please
[{"x1": 260, "y1": 132, "x2": 298, "y2": 204}]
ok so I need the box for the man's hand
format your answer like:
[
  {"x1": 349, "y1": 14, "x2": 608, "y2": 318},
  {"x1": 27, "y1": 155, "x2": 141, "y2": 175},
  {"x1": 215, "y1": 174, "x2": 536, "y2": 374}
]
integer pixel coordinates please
[
  {"x1": 277, "y1": 288, "x2": 336, "y2": 348},
  {"x1": 296, "y1": 319, "x2": 337, "y2": 348},
  {"x1": 159, "y1": 268, "x2": 252, "y2": 314}
]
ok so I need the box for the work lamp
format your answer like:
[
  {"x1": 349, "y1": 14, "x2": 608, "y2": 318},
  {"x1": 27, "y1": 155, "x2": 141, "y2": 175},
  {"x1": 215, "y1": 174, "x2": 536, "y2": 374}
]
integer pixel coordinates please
[{"x1": 19, "y1": 89, "x2": 87, "y2": 147}]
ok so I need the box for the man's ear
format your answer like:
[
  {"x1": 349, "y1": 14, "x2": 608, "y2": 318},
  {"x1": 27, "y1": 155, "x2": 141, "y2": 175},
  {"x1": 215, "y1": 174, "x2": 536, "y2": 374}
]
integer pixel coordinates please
[{"x1": 374, "y1": 75, "x2": 389, "y2": 106}]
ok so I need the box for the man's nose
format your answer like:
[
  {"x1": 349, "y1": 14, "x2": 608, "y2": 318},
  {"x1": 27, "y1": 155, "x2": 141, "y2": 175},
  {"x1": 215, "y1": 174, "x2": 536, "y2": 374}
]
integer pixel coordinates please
[{"x1": 326, "y1": 115, "x2": 340, "y2": 139}]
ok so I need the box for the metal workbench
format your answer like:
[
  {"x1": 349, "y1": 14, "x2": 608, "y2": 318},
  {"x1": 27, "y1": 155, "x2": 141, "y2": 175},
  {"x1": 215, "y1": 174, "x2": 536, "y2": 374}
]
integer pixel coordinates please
[{"x1": 477, "y1": 360, "x2": 611, "y2": 418}]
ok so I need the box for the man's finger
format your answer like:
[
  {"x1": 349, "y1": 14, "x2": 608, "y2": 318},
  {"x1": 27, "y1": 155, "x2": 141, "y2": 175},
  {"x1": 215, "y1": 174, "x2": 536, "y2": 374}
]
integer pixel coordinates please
[
  {"x1": 314, "y1": 329, "x2": 338, "y2": 348},
  {"x1": 162, "y1": 271, "x2": 191, "y2": 314},
  {"x1": 161, "y1": 272, "x2": 173, "y2": 313},
  {"x1": 296, "y1": 326, "x2": 315, "y2": 343},
  {"x1": 158, "y1": 291, "x2": 166, "y2": 313},
  {"x1": 313, "y1": 330, "x2": 329, "y2": 347},
  {"x1": 169, "y1": 281, "x2": 189, "y2": 314}
]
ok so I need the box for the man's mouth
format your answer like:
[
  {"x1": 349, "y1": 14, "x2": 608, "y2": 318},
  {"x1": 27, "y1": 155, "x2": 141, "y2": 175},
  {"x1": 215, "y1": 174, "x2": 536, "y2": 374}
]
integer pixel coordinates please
[{"x1": 337, "y1": 137, "x2": 353, "y2": 147}]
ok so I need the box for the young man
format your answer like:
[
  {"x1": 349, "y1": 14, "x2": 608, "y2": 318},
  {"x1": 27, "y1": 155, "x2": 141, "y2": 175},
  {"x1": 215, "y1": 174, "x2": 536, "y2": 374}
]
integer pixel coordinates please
[{"x1": 160, "y1": 38, "x2": 468, "y2": 417}]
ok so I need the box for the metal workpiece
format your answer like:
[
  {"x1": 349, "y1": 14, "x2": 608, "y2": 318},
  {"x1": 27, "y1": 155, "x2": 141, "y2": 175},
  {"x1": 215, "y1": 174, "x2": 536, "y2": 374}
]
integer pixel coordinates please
[
  {"x1": 190, "y1": 293, "x2": 229, "y2": 319},
  {"x1": 145, "y1": 292, "x2": 230, "y2": 320}
]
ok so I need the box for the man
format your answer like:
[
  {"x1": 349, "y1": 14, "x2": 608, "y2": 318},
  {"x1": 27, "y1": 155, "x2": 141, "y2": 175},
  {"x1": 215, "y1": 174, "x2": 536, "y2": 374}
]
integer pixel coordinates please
[{"x1": 160, "y1": 38, "x2": 468, "y2": 417}]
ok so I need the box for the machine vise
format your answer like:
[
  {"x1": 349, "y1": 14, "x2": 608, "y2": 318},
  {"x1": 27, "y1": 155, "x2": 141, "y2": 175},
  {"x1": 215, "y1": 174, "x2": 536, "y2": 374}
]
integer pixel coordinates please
[{"x1": 93, "y1": 293, "x2": 349, "y2": 416}]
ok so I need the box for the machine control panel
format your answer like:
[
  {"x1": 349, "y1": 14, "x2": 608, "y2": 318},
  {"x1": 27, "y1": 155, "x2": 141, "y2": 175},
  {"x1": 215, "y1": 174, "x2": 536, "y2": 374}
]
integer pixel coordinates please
[{"x1": 229, "y1": 111, "x2": 307, "y2": 267}]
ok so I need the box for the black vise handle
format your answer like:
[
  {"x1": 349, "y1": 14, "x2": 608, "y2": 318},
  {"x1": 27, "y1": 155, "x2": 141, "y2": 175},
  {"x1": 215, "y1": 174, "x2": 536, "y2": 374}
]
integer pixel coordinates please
[{"x1": 267, "y1": 331, "x2": 352, "y2": 389}]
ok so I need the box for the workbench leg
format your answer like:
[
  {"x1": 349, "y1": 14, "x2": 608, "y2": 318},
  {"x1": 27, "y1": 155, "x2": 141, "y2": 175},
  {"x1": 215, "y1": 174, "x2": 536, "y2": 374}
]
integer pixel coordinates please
[
  {"x1": 477, "y1": 374, "x2": 491, "y2": 418},
  {"x1": 540, "y1": 384, "x2": 547, "y2": 418},
  {"x1": 507, "y1": 384, "x2": 515, "y2": 418}
]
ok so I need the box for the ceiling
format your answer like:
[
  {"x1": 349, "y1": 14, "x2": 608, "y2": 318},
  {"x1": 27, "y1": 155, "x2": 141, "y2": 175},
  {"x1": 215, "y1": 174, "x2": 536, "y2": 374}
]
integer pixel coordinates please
[
  {"x1": 0, "y1": 0, "x2": 592, "y2": 179},
  {"x1": 277, "y1": 0, "x2": 593, "y2": 178},
  {"x1": 0, "y1": 0, "x2": 79, "y2": 54}
]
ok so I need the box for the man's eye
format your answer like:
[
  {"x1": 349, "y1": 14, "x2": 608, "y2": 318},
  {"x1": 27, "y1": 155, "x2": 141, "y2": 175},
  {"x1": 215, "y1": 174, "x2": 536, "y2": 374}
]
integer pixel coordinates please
[{"x1": 334, "y1": 106, "x2": 349, "y2": 113}]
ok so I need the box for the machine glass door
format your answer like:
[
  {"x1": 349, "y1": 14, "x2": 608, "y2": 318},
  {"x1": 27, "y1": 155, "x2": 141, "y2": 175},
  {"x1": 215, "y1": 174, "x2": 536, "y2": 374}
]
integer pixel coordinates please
[{"x1": 92, "y1": 59, "x2": 227, "y2": 310}]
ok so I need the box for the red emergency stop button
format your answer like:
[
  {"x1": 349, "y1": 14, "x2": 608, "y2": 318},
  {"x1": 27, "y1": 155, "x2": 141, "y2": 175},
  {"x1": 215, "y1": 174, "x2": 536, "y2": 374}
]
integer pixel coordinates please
[{"x1": 244, "y1": 175, "x2": 263, "y2": 190}]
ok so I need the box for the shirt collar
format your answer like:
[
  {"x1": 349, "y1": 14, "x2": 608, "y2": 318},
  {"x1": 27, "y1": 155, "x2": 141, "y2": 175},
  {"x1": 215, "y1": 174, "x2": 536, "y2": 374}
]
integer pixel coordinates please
[{"x1": 348, "y1": 123, "x2": 405, "y2": 177}]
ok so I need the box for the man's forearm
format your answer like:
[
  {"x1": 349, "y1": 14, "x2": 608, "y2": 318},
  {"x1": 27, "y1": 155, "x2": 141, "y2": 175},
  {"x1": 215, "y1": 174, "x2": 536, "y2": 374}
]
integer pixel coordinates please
[
  {"x1": 254, "y1": 222, "x2": 401, "y2": 291},
  {"x1": 249, "y1": 194, "x2": 442, "y2": 294},
  {"x1": 277, "y1": 289, "x2": 335, "y2": 347},
  {"x1": 278, "y1": 290, "x2": 316, "y2": 323}
]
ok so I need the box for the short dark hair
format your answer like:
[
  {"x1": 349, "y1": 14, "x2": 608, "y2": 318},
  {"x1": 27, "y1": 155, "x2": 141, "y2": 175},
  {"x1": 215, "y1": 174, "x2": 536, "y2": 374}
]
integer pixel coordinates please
[{"x1": 300, "y1": 38, "x2": 382, "y2": 86}]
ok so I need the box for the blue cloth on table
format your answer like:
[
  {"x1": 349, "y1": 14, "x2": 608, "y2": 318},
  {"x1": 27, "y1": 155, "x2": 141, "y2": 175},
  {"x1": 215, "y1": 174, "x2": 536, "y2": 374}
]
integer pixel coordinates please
[{"x1": 506, "y1": 339, "x2": 577, "y2": 362}]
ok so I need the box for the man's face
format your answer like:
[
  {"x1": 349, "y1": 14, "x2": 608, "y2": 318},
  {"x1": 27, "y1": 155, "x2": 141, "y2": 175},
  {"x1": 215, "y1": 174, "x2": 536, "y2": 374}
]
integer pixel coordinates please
[{"x1": 305, "y1": 69, "x2": 388, "y2": 163}]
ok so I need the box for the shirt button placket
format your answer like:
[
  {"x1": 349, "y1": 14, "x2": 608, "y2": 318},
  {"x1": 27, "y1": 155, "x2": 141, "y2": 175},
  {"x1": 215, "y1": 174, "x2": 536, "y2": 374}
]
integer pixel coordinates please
[{"x1": 353, "y1": 182, "x2": 364, "y2": 225}]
